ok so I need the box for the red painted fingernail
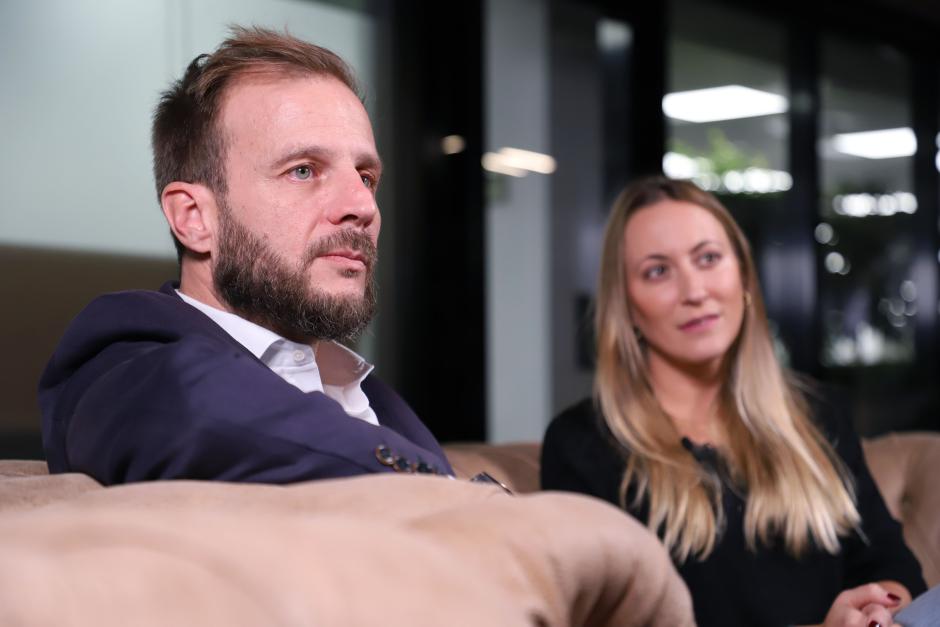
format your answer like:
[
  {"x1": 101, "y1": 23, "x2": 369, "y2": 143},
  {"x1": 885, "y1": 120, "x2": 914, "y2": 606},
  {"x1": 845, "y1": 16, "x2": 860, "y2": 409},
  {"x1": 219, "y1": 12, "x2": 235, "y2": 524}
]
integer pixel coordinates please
[
  {"x1": 887, "y1": 593, "x2": 901, "y2": 602},
  {"x1": 868, "y1": 622, "x2": 881, "y2": 627}
]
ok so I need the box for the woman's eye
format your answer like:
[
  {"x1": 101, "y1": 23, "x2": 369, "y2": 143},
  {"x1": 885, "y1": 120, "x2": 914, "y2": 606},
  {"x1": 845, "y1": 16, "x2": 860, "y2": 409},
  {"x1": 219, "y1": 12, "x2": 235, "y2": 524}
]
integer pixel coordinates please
[
  {"x1": 292, "y1": 166, "x2": 313, "y2": 180},
  {"x1": 699, "y1": 251, "x2": 721, "y2": 266},
  {"x1": 643, "y1": 265, "x2": 667, "y2": 280}
]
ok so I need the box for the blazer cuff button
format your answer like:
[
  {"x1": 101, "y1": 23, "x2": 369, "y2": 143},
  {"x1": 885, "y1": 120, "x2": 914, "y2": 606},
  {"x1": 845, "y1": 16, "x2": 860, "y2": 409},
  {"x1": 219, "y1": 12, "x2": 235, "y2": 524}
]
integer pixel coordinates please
[
  {"x1": 374, "y1": 445, "x2": 396, "y2": 467},
  {"x1": 393, "y1": 457, "x2": 414, "y2": 473}
]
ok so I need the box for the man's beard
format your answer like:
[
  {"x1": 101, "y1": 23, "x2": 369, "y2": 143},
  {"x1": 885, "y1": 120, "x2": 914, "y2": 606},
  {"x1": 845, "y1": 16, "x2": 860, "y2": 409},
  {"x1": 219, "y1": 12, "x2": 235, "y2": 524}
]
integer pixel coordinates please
[{"x1": 212, "y1": 205, "x2": 377, "y2": 343}]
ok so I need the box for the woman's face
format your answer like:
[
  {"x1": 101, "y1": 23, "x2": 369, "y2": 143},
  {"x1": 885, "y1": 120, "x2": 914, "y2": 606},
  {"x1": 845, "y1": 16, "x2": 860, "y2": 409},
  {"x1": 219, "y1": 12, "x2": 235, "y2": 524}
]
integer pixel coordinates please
[{"x1": 623, "y1": 198, "x2": 746, "y2": 372}]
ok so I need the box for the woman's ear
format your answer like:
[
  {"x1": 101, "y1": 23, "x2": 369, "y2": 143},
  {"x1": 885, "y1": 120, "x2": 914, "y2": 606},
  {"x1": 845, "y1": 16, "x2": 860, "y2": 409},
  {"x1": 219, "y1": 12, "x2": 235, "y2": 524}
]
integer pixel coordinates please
[{"x1": 161, "y1": 182, "x2": 219, "y2": 255}]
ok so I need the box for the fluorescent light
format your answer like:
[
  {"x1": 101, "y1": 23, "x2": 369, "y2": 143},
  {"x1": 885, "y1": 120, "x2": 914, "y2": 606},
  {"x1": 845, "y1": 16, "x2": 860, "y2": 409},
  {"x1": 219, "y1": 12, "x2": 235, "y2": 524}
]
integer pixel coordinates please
[
  {"x1": 482, "y1": 153, "x2": 527, "y2": 177},
  {"x1": 832, "y1": 192, "x2": 917, "y2": 217},
  {"x1": 496, "y1": 147, "x2": 556, "y2": 174},
  {"x1": 825, "y1": 251, "x2": 846, "y2": 274},
  {"x1": 482, "y1": 147, "x2": 557, "y2": 177},
  {"x1": 831, "y1": 127, "x2": 916, "y2": 159},
  {"x1": 814, "y1": 223, "x2": 834, "y2": 244},
  {"x1": 597, "y1": 19, "x2": 631, "y2": 52},
  {"x1": 662, "y1": 151, "x2": 791, "y2": 194},
  {"x1": 662, "y1": 152, "x2": 698, "y2": 179},
  {"x1": 441, "y1": 135, "x2": 466, "y2": 155},
  {"x1": 662, "y1": 85, "x2": 788, "y2": 123}
]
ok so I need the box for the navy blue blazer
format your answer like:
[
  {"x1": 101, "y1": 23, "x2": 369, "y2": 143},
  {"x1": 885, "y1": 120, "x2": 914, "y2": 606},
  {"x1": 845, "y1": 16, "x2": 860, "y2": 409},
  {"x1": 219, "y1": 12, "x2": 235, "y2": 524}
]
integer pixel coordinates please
[{"x1": 39, "y1": 282, "x2": 452, "y2": 485}]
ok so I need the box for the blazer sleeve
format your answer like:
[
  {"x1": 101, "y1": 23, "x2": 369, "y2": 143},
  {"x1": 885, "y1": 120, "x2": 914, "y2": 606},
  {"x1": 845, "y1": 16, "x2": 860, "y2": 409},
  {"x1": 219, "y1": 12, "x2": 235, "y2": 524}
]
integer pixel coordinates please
[
  {"x1": 42, "y1": 332, "x2": 451, "y2": 485},
  {"x1": 821, "y1": 401, "x2": 927, "y2": 596}
]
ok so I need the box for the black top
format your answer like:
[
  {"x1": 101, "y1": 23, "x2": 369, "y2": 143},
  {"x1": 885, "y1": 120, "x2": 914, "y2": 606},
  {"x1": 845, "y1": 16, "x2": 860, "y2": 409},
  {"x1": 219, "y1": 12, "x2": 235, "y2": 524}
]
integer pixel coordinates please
[{"x1": 541, "y1": 397, "x2": 926, "y2": 627}]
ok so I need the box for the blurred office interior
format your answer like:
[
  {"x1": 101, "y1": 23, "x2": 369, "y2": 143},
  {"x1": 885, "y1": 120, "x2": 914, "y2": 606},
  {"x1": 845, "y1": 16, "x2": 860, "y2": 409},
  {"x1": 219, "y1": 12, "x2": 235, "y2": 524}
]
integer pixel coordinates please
[{"x1": 1, "y1": 0, "x2": 939, "y2": 458}]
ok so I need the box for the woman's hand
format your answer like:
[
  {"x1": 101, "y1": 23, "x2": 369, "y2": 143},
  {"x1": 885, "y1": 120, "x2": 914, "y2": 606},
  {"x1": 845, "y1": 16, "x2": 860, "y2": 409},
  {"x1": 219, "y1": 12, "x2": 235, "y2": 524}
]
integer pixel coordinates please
[{"x1": 818, "y1": 582, "x2": 903, "y2": 627}]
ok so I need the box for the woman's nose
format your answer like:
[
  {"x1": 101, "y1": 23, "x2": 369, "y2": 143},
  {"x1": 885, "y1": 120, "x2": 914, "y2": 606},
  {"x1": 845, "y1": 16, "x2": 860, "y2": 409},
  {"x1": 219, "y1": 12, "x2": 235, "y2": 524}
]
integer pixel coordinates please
[{"x1": 679, "y1": 269, "x2": 707, "y2": 304}]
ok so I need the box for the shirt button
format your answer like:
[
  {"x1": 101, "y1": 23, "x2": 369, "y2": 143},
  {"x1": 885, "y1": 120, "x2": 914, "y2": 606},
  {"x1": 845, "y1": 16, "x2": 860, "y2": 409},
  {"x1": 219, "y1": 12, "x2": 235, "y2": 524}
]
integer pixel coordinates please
[{"x1": 292, "y1": 350, "x2": 305, "y2": 363}]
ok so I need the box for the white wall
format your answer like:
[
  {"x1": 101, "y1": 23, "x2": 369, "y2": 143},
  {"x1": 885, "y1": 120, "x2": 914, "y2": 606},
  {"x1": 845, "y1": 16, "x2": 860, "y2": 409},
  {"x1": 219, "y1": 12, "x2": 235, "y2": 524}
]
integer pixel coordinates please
[
  {"x1": 0, "y1": 0, "x2": 375, "y2": 259},
  {"x1": 485, "y1": 0, "x2": 552, "y2": 442}
]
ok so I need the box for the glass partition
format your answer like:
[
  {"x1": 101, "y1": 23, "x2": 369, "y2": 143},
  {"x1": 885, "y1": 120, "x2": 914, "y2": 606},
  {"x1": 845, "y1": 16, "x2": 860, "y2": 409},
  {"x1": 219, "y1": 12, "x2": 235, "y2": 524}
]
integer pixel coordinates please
[
  {"x1": 818, "y1": 36, "x2": 922, "y2": 434},
  {"x1": 667, "y1": 0, "x2": 793, "y2": 361}
]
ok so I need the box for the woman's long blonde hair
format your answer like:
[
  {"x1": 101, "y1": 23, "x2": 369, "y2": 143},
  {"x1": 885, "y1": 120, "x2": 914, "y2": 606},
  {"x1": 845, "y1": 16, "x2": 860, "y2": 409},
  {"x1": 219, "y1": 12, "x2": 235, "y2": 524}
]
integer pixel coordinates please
[{"x1": 595, "y1": 176, "x2": 860, "y2": 562}]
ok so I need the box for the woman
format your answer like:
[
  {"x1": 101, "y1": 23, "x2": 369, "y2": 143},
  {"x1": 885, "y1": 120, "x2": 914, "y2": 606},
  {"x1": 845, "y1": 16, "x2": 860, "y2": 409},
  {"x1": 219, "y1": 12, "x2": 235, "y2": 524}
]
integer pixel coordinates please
[{"x1": 541, "y1": 176, "x2": 926, "y2": 627}]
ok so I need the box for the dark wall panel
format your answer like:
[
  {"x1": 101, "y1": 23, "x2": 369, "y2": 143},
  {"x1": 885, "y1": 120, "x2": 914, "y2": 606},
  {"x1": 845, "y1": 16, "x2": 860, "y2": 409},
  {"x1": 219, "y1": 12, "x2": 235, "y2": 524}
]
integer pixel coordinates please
[
  {"x1": 0, "y1": 245, "x2": 177, "y2": 458},
  {"x1": 385, "y1": 2, "x2": 486, "y2": 442}
]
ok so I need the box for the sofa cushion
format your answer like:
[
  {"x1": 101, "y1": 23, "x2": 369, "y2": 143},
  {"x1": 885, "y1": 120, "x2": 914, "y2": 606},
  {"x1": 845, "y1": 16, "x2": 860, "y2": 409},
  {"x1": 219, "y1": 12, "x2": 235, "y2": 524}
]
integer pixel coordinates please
[
  {"x1": 0, "y1": 473, "x2": 693, "y2": 627},
  {"x1": 862, "y1": 432, "x2": 940, "y2": 587},
  {"x1": 447, "y1": 434, "x2": 940, "y2": 588}
]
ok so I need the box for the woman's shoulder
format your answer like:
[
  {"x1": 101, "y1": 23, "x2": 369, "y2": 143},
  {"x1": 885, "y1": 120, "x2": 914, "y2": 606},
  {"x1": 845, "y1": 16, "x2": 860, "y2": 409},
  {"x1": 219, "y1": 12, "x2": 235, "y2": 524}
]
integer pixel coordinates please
[
  {"x1": 545, "y1": 398, "x2": 627, "y2": 462},
  {"x1": 793, "y1": 379, "x2": 871, "y2": 478},
  {"x1": 545, "y1": 397, "x2": 622, "y2": 452},
  {"x1": 548, "y1": 397, "x2": 599, "y2": 430},
  {"x1": 542, "y1": 397, "x2": 626, "y2": 502},
  {"x1": 799, "y1": 381, "x2": 857, "y2": 446}
]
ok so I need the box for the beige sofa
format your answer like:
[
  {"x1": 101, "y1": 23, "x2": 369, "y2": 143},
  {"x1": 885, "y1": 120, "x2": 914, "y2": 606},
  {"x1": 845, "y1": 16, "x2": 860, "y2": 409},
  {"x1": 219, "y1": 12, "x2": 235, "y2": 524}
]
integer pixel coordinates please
[
  {"x1": 0, "y1": 456, "x2": 693, "y2": 627},
  {"x1": 0, "y1": 431, "x2": 936, "y2": 626},
  {"x1": 447, "y1": 434, "x2": 940, "y2": 589}
]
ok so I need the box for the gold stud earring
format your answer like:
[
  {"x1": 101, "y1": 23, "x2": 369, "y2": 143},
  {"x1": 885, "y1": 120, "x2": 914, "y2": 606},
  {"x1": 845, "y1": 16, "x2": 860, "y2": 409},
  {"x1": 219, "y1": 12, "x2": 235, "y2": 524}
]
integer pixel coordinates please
[{"x1": 744, "y1": 292, "x2": 752, "y2": 308}]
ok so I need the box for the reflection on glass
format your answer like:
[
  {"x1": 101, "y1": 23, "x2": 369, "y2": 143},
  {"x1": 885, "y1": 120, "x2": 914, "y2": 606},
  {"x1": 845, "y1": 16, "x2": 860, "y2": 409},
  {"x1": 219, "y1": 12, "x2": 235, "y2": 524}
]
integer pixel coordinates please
[
  {"x1": 666, "y1": 0, "x2": 793, "y2": 364},
  {"x1": 666, "y1": 0, "x2": 788, "y2": 197},
  {"x1": 819, "y1": 36, "x2": 914, "y2": 369}
]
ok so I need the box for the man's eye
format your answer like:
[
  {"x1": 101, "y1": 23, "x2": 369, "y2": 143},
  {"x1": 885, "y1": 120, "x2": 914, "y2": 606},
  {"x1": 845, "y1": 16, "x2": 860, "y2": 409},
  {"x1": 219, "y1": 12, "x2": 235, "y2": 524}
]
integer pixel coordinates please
[
  {"x1": 361, "y1": 174, "x2": 376, "y2": 189},
  {"x1": 292, "y1": 166, "x2": 313, "y2": 180}
]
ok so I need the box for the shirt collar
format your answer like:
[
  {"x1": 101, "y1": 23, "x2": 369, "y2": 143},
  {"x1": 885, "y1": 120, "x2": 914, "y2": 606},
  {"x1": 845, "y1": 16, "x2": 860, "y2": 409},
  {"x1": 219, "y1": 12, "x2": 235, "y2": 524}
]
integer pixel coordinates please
[
  {"x1": 175, "y1": 290, "x2": 374, "y2": 386},
  {"x1": 177, "y1": 290, "x2": 283, "y2": 359},
  {"x1": 317, "y1": 340, "x2": 374, "y2": 385}
]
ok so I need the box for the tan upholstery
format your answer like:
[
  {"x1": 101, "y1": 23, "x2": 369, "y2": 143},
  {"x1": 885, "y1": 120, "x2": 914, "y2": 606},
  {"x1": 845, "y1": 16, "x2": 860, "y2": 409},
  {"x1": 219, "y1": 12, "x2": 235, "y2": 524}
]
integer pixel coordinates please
[
  {"x1": 3, "y1": 430, "x2": 931, "y2": 625},
  {"x1": 0, "y1": 462, "x2": 693, "y2": 627},
  {"x1": 861, "y1": 432, "x2": 940, "y2": 587},
  {"x1": 0, "y1": 460, "x2": 100, "y2": 511},
  {"x1": 446, "y1": 441, "x2": 542, "y2": 493},
  {"x1": 448, "y1": 433, "x2": 940, "y2": 589}
]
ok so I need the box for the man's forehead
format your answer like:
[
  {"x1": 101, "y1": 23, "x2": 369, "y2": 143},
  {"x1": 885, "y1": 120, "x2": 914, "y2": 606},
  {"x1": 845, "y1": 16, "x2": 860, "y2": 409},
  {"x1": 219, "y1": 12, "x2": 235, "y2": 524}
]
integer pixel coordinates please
[
  {"x1": 217, "y1": 71, "x2": 377, "y2": 155},
  {"x1": 219, "y1": 71, "x2": 369, "y2": 128},
  {"x1": 224, "y1": 67, "x2": 356, "y2": 96}
]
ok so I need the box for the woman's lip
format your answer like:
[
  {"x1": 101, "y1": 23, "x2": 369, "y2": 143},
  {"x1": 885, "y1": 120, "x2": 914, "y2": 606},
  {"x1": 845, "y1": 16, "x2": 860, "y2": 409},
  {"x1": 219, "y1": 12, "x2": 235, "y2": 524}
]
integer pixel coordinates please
[{"x1": 678, "y1": 313, "x2": 720, "y2": 331}]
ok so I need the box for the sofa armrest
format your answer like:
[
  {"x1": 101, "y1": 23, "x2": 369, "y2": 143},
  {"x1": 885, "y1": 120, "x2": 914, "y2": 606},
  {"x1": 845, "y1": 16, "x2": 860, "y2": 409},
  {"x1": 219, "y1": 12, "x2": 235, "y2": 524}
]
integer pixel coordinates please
[
  {"x1": 444, "y1": 442, "x2": 542, "y2": 493},
  {"x1": 863, "y1": 432, "x2": 940, "y2": 587},
  {"x1": 0, "y1": 473, "x2": 692, "y2": 626}
]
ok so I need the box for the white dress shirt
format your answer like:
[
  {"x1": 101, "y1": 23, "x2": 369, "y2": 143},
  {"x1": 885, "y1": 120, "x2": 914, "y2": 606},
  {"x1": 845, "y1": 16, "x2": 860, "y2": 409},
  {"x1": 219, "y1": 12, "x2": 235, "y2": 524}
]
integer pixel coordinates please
[{"x1": 177, "y1": 291, "x2": 378, "y2": 426}]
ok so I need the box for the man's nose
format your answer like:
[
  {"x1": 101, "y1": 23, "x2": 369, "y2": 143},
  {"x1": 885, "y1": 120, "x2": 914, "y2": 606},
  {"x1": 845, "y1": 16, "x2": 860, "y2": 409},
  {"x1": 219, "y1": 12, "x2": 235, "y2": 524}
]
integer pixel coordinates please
[{"x1": 326, "y1": 168, "x2": 379, "y2": 227}]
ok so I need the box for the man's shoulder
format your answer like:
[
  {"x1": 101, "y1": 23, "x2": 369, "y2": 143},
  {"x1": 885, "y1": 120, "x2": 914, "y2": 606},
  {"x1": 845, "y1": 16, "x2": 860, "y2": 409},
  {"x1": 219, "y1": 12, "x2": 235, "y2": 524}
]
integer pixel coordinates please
[
  {"x1": 81, "y1": 281, "x2": 181, "y2": 316},
  {"x1": 74, "y1": 282, "x2": 217, "y2": 336},
  {"x1": 46, "y1": 282, "x2": 233, "y2": 376}
]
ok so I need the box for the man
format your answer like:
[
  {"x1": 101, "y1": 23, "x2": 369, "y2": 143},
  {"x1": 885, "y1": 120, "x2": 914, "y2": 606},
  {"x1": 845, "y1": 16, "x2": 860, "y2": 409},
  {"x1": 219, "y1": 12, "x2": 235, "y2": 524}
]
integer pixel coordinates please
[{"x1": 39, "y1": 27, "x2": 453, "y2": 484}]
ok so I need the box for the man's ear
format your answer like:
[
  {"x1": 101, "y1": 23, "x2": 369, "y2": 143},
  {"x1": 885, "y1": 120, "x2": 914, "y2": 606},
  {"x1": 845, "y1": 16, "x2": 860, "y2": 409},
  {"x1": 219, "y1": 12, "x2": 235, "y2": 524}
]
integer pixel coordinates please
[{"x1": 161, "y1": 182, "x2": 219, "y2": 255}]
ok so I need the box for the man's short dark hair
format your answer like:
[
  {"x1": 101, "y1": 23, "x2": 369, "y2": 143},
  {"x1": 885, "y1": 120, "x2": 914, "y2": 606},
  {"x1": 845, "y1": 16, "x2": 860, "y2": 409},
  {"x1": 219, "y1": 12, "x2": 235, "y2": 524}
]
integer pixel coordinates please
[{"x1": 151, "y1": 26, "x2": 362, "y2": 261}]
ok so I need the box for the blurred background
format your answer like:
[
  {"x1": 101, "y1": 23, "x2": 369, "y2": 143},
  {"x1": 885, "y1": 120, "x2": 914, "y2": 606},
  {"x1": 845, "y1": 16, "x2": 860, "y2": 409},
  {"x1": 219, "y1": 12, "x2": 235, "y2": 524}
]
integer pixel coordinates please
[{"x1": 2, "y1": 0, "x2": 938, "y2": 458}]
